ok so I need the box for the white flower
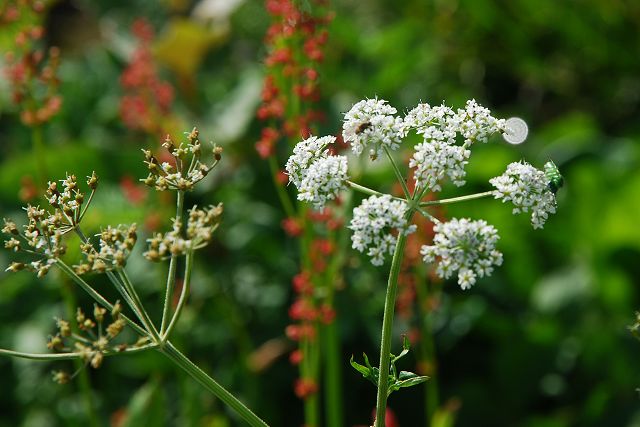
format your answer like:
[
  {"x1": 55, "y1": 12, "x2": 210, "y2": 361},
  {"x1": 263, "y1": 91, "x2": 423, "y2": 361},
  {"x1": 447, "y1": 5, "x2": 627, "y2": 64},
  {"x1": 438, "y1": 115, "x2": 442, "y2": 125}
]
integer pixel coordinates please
[
  {"x1": 405, "y1": 100, "x2": 505, "y2": 192},
  {"x1": 285, "y1": 135, "x2": 348, "y2": 209},
  {"x1": 285, "y1": 135, "x2": 336, "y2": 187},
  {"x1": 409, "y1": 140, "x2": 471, "y2": 192},
  {"x1": 489, "y1": 161, "x2": 557, "y2": 229},
  {"x1": 342, "y1": 98, "x2": 405, "y2": 159},
  {"x1": 456, "y1": 99, "x2": 506, "y2": 144},
  {"x1": 349, "y1": 195, "x2": 416, "y2": 266},
  {"x1": 404, "y1": 103, "x2": 457, "y2": 140},
  {"x1": 298, "y1": 155, "x2": 349, "y2": 209},
  {"x1": 421, "y1": 218, "x2": 502, "y2": 290}
]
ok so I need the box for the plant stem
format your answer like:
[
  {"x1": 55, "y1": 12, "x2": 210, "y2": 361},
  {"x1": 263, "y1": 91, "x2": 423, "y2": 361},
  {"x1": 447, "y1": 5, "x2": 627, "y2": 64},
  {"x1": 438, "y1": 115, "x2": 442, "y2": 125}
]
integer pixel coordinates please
[
  {"x1": 323, "y1": 320, "x2": 343, "y2": 427},
  {"x1": 59, "y1": 277, "x2": 101, "y2": 427},
  {"x1": 0, "y1": 344, "x2": 157, "y2": 361},
  {"x1": 161, "y1": 190, "x2": 185, "y2": 335},
  {"x1": 54, "y1": 260, "x2": 147, "y2": 336},
  {"x1": 374, "y1": 228, "x2": 410, "y2": 427},
  {"x1": 414, "y1": 277, "x2": 439, "y2": 426},
  {"x1": 71, "y1": 228, "x2": 153, "y2": 337},
  {"x1": 347, "y1": 181, "x2": 406, "y2": 201},
  {"x1": 420, "y1": 191, "x2": 494, "y2": 206},
  {"x1": 269, "y1": 155, "x2": 296, "y2": 218},
  {"x1": 162, "y1": 250, "x2": 194, "y2": 341},
  {"x1": 383, "y1": 146, "x2": 411, "y2": 199},
  {"x1": 117, "y1": 269, "x2": 161, "y2": 343},
  {"x1": 160, "y1": 341, "x2": 269, "y2": 427}
]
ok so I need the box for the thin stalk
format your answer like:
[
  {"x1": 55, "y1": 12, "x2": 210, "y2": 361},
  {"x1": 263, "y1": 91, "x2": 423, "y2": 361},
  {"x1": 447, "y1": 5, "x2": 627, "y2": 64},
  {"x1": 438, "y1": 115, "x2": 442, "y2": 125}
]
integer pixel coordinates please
[
  {"x1": 72, "y1": 228, "x2": 152, "y2": 336},
  {"x1": 414, "y1": 277, "x2": 439, "y2": 426},
  {"x1": 269, "y1": 155, "x2": 296, "y2": 218},
  {"x1": 160, "y1": 341, "x2": 269, "y2": 427},
  {"x1": 117, "y1": 269, "x2": 161, "y2": 343},
  {"x1": 416, "y1": 207, "x2": 441, "y2": 224},
  {"x1": 323, "y1": 320, "x2": 343, "y2": 427},
  {"x1": 374, "y1": 225, "x2": 411, "y2": 427},
  {"x1": 302, "y1": 335, "x2": 320, "y2": 427},
  {"x1": 106, "y1": 269, "x2": 154, "y2": 337},
  {"x1": 383, "y1": 146, "x2": 411, "y2": 199},
  {"x1": 161, "y1": 190, "x2": 185, "y2": 335},
  {"x1": 0, "y1": 343, "x2": 157, "y2": 361},
  {"x1": 347, "y1": 181, "x2": 406, "y2": 201},
  {"x1": 59, "y1": 277, "x2": 101, "y2": 427},
  {"x1": 162, "y1": 250, "x2": 194, "y2": 341},
  {"x1": 420, "y1": 191, "x2": 494, "y2": 206},
  {"x1": 54, "y1": 260, "x2": 147, "y2": 336}
]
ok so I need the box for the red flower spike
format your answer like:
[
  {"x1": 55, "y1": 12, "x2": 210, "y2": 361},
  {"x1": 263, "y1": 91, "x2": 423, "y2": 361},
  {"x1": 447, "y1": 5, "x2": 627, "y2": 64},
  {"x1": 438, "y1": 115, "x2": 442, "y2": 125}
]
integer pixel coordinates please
[
  {"x1": 282, "y1": 217, "x2": 303, "y2": 237},
  {"x1": 294, "y1": 378, "x2": 318, "y2": 399},
  {"x1": 289, "y1": 349, "x2": 303, "y2": 365}
]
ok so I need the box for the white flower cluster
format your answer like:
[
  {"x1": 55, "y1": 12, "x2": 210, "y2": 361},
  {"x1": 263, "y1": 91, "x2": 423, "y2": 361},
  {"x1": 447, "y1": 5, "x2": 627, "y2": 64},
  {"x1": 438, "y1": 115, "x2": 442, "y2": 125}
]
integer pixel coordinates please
[
  {"x1": 405, "y1": 100, "x2": 505, "y2": 192},
  {"x1": 349, "y1": 195, "x2": 416, "y2": 266},
  {"x1": 489, "y1": 161, "x2": 557, "y2": 229},
  {"x1": 285, "y1": 136, "x2": 348, "y2": 209},
  {"x1": 409, "y1": 141, "x2": 470, "y2": 192},
  {"x1": 457, "y1": 99, "x2": 506, "y2": 144},
  {"x1": 421, "y1": 218, "x2": 503, "y2": 290},
  {"x1": 342, "y1": 98, "x2": 405, "y2": 159}
]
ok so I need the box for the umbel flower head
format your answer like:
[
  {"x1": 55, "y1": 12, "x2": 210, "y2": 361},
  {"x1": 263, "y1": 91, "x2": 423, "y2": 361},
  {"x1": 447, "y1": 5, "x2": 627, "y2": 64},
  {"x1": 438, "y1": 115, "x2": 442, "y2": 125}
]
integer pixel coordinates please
[
  {"x1": 144, "y1": 204, "x2": 223, "y2": 261},
  {"x1": 285, "y1": 135, "x2": 348, "y2": 209},
  {"x1": 349, "y1": 195, "x2": 416, "y2": 266},
  {"x1": 405, "y1": 100, "x2": 506, "y2": 192},
  {"x1": 342, "y1": 98, "x2": 405, "y2": 160},
  {"x1": 2, "y1": 173, "x2": 99, "y2": 277},
  {"x1": 421, "y1": 218, "x2": 503, "y2": 290},
  {"x1": 142, "y1": 128, "x2": 223, "y2": 192},
  {"x1": 490, "y1": 161, "x2": 557, "y2": 229},
  {"x1": 74, "y1": 224, "x2": 138, "y2": 274}
]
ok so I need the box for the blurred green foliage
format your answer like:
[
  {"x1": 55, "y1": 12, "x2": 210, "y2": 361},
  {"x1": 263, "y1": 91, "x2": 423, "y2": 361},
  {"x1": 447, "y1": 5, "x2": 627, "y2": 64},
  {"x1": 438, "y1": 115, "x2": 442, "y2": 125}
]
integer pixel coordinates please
[{"x1": 1, "y1": 0, "x2": 639, "y2": 426}]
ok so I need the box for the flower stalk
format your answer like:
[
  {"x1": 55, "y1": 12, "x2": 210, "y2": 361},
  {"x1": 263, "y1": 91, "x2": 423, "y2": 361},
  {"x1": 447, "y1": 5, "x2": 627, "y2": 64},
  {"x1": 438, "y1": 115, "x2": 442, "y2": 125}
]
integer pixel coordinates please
[{"x1": 374, "y1": 222, "x2": 410, "y2": 426}]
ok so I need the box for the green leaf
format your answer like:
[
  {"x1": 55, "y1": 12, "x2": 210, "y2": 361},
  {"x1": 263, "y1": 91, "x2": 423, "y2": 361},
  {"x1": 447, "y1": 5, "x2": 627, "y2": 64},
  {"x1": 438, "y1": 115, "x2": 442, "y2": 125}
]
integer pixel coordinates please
[
  {"x1": 349, "y1": 355, "x2": 370, "y2": 377},
  {"x1": 396, "y1": 375, "x2": 429, "y2": 389},
  {"x1": 350, "y1": 353, "x2": 379, "y2": 387}
]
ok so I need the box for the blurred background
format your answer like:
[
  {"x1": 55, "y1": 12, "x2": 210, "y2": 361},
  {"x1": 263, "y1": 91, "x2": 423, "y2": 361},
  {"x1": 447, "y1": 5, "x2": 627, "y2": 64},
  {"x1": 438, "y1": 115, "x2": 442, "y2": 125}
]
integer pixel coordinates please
[{"x1": 1, "y1": 0, "x2": 640, "y2": 426}]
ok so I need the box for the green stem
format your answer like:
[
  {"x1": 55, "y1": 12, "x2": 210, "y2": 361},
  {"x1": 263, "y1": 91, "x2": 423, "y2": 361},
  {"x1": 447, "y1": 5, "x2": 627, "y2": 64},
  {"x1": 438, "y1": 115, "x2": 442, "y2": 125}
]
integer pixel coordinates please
[
  {"x1": 420, "y1": 191, "x2": 494, "y2": 206},
  {"x1": 161, "y1": 190, "x2": 185, "y2": 335},
  {"x1": 160, "y1": 341, "x2": 269, "y2": 427},
  {"x1": 383, "y1": 146, "x2": 411, "y2": 199},
  {"x1": 269, "y1": 155, "x2": 296, "y2": 218},
  {"x1": 0, "y1": 343, "x2": 157, "y2": 361},
  {"x1": 72, "y1": 228, "x2": 152, "y2": 337},
  {"x1": 414, "y1": 277, "x2": 439, "y2": 426},
  {"x1": 117, "y1": 269, "x2": 161, "y2": 343},
  {"x1": 302, "y1": 334, "x2": 320, "y2": 427},
  {"x1": 323, "y1": 320, "x2": 343, "y2": 427},
  {"x1": 347, "y1": 181, "x2": 406, "y2": 201},
  {"x1": 374, "y1": 227, "x2": 410, "y2": 427},
  {"x1": 162, "y1": 250, "x2": 193, "y2": 341},
  {"x1": 59, "y1": 277, "x2": 101, "y2": 427},
  {"x1": 54, "y1": 260, "x2": 147, "y2": 336}
]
